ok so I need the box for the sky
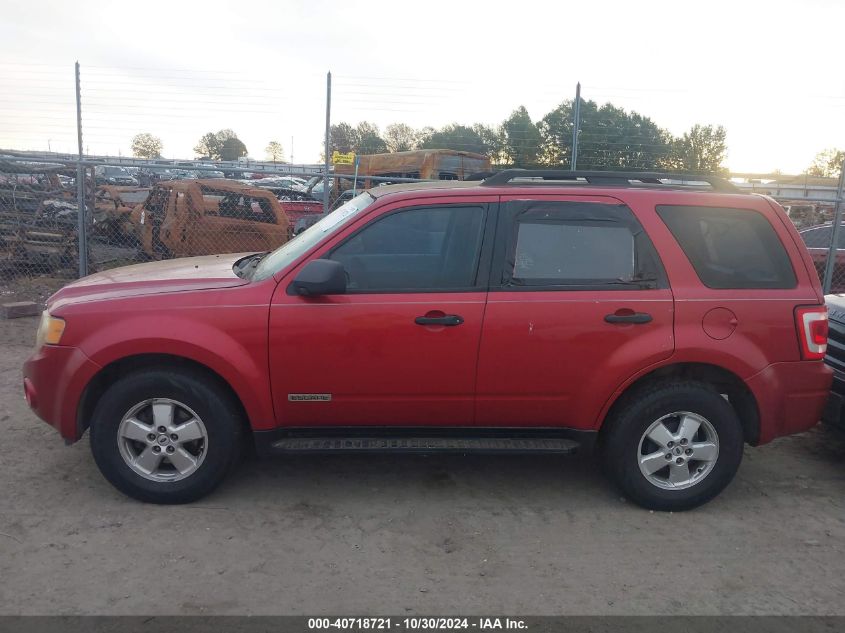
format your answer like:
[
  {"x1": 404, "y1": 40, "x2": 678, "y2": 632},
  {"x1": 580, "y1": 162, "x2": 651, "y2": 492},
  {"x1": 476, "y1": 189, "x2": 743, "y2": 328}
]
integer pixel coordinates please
[{"x1": 0, "y1": 0, "x2": 843, "y2": 173}]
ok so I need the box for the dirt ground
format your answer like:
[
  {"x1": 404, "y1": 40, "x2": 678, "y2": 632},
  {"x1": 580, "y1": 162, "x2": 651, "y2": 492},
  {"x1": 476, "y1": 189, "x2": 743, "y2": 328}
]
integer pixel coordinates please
[{"x1": 1, "y1": 315, "x2": 845, "y2": 616}]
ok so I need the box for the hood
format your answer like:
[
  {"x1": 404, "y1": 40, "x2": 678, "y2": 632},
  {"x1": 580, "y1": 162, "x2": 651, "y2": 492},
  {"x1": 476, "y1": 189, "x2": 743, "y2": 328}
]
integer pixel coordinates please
[{"x1": 48, "y1": 253, "x2": 252, "y2": 311}]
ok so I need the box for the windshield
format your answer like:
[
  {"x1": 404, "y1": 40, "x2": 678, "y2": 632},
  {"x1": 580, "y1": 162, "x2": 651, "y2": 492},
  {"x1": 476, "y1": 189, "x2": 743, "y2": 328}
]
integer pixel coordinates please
[{"x1": 252, "y1": 191, "x2": 375, "y2": 281}]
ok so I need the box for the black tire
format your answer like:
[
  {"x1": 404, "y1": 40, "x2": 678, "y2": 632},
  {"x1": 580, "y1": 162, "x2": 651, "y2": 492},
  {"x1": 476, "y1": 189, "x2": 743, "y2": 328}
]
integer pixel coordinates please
[
  {"x1": 89, "y1": 368, "x2": 244, "y2": 504},
  {"x1": 602, "y1": 381, "x2": 744, "y2": 511}
]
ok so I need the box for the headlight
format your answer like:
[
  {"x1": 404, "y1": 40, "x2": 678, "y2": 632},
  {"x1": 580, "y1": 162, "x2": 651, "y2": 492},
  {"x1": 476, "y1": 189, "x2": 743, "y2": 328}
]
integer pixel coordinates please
[{"x1": 35, "y1": 311, "x2": 66, "y2": 349}]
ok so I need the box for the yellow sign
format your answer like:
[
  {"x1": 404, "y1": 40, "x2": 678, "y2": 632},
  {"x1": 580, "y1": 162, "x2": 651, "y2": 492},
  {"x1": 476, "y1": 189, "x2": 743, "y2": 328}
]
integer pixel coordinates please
[{"x1": 332, "y1": 151, "x2": 355, "y2": 165}]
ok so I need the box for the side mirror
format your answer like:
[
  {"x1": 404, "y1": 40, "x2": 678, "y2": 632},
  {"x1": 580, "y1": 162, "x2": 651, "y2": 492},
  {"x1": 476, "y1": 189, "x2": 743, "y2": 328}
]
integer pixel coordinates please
[{"x1": 291, "y1": 259, "x2": 347, "y2": 296}]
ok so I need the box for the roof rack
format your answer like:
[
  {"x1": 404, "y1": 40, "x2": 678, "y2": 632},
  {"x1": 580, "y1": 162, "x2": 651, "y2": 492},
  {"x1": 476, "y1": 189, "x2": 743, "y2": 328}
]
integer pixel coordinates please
[{"x1": 479, "y1": 169, "x2": 740, "y2": 193}]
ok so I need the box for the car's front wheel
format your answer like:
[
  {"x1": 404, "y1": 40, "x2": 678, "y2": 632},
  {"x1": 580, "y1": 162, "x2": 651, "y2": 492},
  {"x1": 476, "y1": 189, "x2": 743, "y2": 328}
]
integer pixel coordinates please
[
  {"x1": 603, "y1": 381, "x2": 744, "y2": 511},
  {"x1": 89, "y1": 368, "x2": 244, "y2": 504}
]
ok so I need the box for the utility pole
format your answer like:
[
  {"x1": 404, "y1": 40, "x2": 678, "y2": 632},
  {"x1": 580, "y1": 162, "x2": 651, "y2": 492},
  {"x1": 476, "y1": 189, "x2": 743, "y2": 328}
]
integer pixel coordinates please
[
  {"x1": 571, "y1": 82, "x2": 581, "y2": 171},
  {"x1": 74, "y1": 61, "x2": 88, "y2": 278},
  {"x1": 822, "y1": 157, "x2": 845, "y2": 294},
  {"x1": 323, "y1": 71, "x2": 332, "y2": 214}
]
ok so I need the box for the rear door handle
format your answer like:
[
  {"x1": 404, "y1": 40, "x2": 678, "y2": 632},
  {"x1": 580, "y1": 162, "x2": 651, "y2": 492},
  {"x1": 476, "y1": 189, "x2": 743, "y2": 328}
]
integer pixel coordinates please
[
  {"x1": 415, "y1": 314, "x2": 464, "y2": 326},
  {"x1": 604, "y1": 312, "x2": 653, "y2": 324}
]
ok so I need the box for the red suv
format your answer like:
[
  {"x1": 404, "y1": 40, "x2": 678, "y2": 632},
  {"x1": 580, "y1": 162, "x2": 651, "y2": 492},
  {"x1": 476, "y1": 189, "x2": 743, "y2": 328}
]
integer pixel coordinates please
[{"x1": 22, "y1": 170, "x2": 832, "y2": 510}]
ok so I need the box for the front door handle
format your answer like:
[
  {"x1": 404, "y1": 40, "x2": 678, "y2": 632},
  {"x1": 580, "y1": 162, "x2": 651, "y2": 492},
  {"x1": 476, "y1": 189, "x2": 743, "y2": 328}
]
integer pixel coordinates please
[
  {"x1": 415, "y1": 313, "x2": 464, "y2": 326},
  {"x1": 604, "y1": 312, "x2": 653, "y2": 324}
]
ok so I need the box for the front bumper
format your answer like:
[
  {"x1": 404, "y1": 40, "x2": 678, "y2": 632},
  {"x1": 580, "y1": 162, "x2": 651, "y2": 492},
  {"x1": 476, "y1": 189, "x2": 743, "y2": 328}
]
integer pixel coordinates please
[
  {"x1": 745, "y1": 360, "x2": 833, "y2": 444},
  {"x1": 22, "y1": 345, "x2": 101, "y2": 443}
]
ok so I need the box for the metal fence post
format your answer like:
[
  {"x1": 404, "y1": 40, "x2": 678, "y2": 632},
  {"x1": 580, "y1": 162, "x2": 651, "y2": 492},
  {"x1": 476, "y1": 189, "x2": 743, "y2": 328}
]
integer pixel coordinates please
[
  {"x1": 822, "y1": 158, "x2": 845, "y2": 294},
  {"x1": 74, "y1": 61, "x2": 88, "y2": 278},
  {"x1": 570, "y1": 82, "x2": 581, "y2": 170},
  {"x1": 323, "y1": 71, "x2": 331, "y2": 214}
]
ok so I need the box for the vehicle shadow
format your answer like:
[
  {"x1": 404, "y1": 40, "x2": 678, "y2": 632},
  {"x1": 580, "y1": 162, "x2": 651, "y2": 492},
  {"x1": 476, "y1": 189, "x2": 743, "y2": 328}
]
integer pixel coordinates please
[
  {"x1": 795, "y1": 423, "x2": 845, "y2": 461},
  {"x1": 222, "y1": 449, "x2": 616, "y2": 509}
]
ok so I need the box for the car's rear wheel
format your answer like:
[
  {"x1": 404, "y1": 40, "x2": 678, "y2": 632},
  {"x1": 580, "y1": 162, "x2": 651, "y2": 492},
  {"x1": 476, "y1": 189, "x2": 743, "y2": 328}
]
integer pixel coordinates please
[
  {"x1": 603, "y1": 381, "x2": 744, "y2": 511},
  {"x1": 89, "y1": 368, "x2": 244, "y2": 504}
]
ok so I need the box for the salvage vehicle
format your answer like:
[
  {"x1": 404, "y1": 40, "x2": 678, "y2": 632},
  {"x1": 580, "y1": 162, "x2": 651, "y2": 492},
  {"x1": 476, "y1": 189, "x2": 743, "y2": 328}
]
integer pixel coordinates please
[
  {"x1": 304, "y1": 174, "x2": 335, "y2": 201},
  {"x1": 250, "y1": 176, "x2": 309, "y2": 190},
  {"x1": 136, "y1": 167, "x2": 175, "y2": 186},
  {"x1": 94, "y1": 165, "x2": 139, "y2": 187},
  {"x1": 333, "y1": 148, "x2": 492, "y2": 186},
  {"x1": 128, "y1": 179, "x2": 290, "y2": 259},
  {"x1": 248, "y1": 179, "x2": 323, "y2": 230},
  {"x1": 1, "y1": 198, "x2": 86, "y2": 271},
  {"x1": 305, "y1": 150, "x2": 491, "y2": 203},
  {"x1": 0, "y1": 161, "x2": 78, "y2": 269},
  {"x1": 0, "y1": 160, "x2": 73, "y2": 213},
  {"x1": 23, "y1": 170, "x2": 832, "y2": 510},
  {"x1": 93, "y1": 186, "x2": 150, "y2": 245},
  {"x1": 303, "y1": 149, "x2": 493, "y2": 207},
  {"x1": 788, "y1": 205, "x2": 823, "y2": 229}
]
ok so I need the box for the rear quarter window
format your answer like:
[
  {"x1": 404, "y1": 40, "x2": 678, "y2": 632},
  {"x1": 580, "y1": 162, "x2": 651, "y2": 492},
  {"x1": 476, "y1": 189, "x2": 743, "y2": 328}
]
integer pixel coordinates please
[{"x1": 656, "y1": 205, "x2": 797, "y2": 289}]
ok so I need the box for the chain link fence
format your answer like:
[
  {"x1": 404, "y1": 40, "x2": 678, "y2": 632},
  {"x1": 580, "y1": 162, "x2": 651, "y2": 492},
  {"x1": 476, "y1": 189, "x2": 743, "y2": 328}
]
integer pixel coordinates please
[
  {"x1": 0, "y1": 157, "x2": 83, "y2": 303},
  {"x1": 0, "y1": 155, "x2": 334, "y2": 302},
  {"x1": 86, "y1": 163, "x2": 328, "y2": 269},
  {"x1": 2, "y1": 154, "x2": 844, "y2": 303},
  {"x1": 746, "y1": 169, "x2": 845, "y2": 293},
  {"x1": 1, "y1": 61, "x2": 844, "y2": 303}
]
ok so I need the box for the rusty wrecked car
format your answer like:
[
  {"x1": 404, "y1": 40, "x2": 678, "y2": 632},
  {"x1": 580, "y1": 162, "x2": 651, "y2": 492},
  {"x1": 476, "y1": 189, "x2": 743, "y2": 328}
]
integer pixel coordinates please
[
  {"x1": 93, "y1": 185, "x2": 150, "y2": 245},
  {"x1": 332, "y1": 148, "x2": 492, "y2": 188},
  {"x1": 0, "y1": 159, "x2": 83, "y2": 271},
  {"x1": 0, "y1": 198, "x2": 88, "y2": 271},
  {"x1": 129, "y1": 180, "x2": 291, "y2": 260}
]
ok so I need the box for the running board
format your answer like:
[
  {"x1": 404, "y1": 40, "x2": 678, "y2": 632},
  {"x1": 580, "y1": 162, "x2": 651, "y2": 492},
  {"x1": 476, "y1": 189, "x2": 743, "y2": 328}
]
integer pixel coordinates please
[{"x1": 267, "y1": 436, "x2": 580, "y2": 455}]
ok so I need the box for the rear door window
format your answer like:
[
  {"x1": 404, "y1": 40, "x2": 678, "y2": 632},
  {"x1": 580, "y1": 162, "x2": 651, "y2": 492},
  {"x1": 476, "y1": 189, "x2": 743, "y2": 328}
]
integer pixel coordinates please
[
  {"x1": 513, "y1": 222, "x2": 635, "y2": 280},
  {"x1": 498, "y1": 200, "x2": 666, "y2": 289},
  {"x1": 656, "y1": 205, "x2": 796, "y2": 289}
]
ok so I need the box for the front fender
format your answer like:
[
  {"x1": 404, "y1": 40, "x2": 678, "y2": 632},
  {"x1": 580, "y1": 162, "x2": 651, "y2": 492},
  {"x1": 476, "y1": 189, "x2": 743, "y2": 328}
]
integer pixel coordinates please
[{"x1": 65, "y1": 305, "x2": 276, "y2": 432}]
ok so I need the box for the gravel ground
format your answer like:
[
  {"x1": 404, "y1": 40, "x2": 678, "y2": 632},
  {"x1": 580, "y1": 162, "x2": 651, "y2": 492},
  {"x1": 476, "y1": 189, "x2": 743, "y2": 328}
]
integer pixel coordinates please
[{"x1": 1, "y1": 315, "x2": 845, "y2": 616}]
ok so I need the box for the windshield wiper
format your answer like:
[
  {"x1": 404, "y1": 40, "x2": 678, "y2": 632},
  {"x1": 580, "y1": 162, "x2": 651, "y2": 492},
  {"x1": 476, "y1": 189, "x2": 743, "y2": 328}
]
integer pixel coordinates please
[{"x1": 234, "y1": 252, "x2": 269, "y2": 279}]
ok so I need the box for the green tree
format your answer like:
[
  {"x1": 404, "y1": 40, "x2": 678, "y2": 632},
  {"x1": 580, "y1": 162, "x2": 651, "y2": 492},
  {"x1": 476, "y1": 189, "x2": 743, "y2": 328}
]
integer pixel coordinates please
[
  {"x1": 473, "y1": 123, "x2": 505, "y2": 163},
  {"x1": 329, "y1": 122, "x2": 358, "y2": 154},
  {"x1": 415, "y1": 126, "x2": 435, "y2": 148},
  {"x1": 355, "y1": 121, "x2": 388, "y2": 154},
  {"x1": 807, "y1": 148, "x2": 845, "y2": 177},
  {"x1": 502, "y1": 106, "x2": 541, "y2": 167},
  {"x1": 668, "y1": 124, "x2": 728, "y2": 173},
  {"x1": 193, "y1": 129, "x2": 240, "y2": 160},
  {"x1": 130, "y1": 133, "x2": 163, "y2": 158},
  {"x1": 193, "y1": 132, "x2": 219, "y2": 159},
  {"x1": 328, "y1": 121, "x2": 388, "y2": 155},
  {"x1": 419, "y1": 124, "x2": 489, "y2": 155},
  {"x1": 384, "y1": 123, "x2": 418, "y2": 152},
  {"x1": 220, "y1": 137, "x2": 248, "y2": 161},
  {"x1": 539, "y1": 100, "x2": 673, "y2": 170},
  {"x1": 265, "y1": 140, "x2": 285, "y2": 162}
]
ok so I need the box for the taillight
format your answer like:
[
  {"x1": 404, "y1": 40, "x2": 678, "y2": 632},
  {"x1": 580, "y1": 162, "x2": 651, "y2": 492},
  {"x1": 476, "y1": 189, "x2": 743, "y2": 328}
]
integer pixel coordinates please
[{"x1": 795, "y1": 306, "x2": 828, "y2": 360}]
